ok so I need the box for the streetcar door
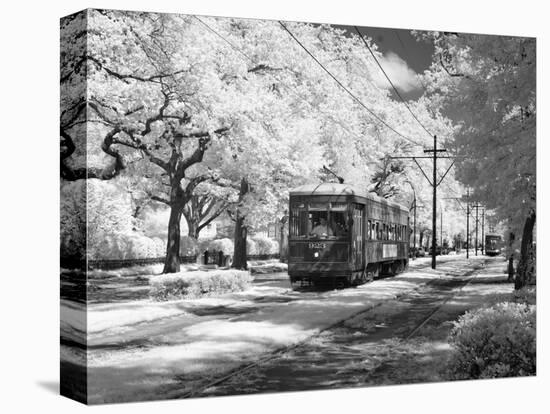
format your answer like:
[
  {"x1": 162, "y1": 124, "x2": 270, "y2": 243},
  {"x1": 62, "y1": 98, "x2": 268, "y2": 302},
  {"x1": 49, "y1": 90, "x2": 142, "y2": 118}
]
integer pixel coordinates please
[{"x1": 351, "y1": 205, "x2": 364, "y2": 270}]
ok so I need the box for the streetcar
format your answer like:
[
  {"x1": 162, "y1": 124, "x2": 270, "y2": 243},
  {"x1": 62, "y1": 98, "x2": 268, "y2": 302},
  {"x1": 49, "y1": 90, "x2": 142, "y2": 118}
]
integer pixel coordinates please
[
  {"x1": 288, "y1": 183, "x2": 410, "y2": 286},
  {"x1": 485, "y1": 234, "x2": 503, "y2": 256}
]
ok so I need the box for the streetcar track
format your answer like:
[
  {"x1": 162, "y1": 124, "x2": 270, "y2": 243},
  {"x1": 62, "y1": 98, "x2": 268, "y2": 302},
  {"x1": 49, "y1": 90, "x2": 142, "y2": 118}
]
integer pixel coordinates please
[
  {"x1": 403, "y1": 263, "x2": 483, "y2": 340},
  {"x1": 181, "y1": 258, "x2": 488, "y2": 398}
]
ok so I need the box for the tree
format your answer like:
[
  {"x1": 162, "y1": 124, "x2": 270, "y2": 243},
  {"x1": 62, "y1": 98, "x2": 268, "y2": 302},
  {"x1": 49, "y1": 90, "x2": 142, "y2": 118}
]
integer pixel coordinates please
[
  {"x1": 421, "y1": 32, "x2": 536, "y2": 288},
  {"x1": 63, "y1": 11, "x2": 257, "y2": 272},
  {"x1": 62, "y1": 11, "x2": 459, "y2": 273},
  {"x1": 182, "y1": 193, "x2": 231, "y2": 239}
]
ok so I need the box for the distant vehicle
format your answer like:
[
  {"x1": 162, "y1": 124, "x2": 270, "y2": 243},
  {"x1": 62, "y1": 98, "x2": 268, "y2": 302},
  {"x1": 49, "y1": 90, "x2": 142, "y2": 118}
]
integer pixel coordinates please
[
  {"x1": 429, "y1": 246, "x2": 442, "y2": 256},
  {"x1": 409, "y1": 247, "x2": 419, "y2": 258},
  {"x1": 485, "y1": 234, "x2": 503, "y2": 256},
  {"x1": 288, "y1": 183, "x2": 410, "y2": 286},
  {"x1": 416, "y1": 247, "x2": 426, "y2": 257}
]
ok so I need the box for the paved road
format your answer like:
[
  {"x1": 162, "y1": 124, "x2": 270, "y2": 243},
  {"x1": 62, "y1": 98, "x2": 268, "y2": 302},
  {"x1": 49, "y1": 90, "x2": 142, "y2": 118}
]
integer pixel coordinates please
[{"x1": 193, "y1": 259, "x2": 494, "y2": 397}]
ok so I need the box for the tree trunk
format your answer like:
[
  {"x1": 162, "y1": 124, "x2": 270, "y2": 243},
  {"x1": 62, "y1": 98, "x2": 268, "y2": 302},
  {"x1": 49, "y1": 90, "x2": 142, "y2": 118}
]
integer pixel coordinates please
[
  {"x1": 419, "y1": 230, "x2": 424, "y2": 249},
  {"x1": 232, "y1": 178, "x2": 249, "y2": 270},
  {"x1": 163, "y1": 204, "x2": 183, "y2": 274},
  {"x1": 187, "y1": 220, "x2": 200, "y2": 239},
  {"x1": 507, "y1": 232, "x2": 515, "y2": 282},
  {"x1": 515, "y1": 211, "x2": 536, "y2": 290},
  {"x1": 279, "y1": 215, "x2": 289, "y2": 263}
]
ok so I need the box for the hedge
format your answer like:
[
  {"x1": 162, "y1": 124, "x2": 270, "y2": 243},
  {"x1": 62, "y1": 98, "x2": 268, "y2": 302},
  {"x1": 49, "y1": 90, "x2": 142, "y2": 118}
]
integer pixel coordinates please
[{"x1": 149, "y1": 269, "x2": 252, "y2": 301}]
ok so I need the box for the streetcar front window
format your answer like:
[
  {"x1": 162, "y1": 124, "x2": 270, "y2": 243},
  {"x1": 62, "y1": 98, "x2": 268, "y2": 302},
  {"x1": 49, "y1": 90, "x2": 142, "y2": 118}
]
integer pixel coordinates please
[
  {"x1": 289, "y1": 201, "x2": 349, "y2": 239},
  {"x1": 330, "y1": 203, "x2": 349, "y2": 237},
  {"x1": 309, "y1": 203, "x2": 330, "y2": 238}
]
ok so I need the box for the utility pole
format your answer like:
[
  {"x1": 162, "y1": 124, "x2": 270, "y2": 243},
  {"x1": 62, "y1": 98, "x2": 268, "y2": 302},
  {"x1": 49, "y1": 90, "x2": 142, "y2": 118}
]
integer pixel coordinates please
[
  {"x1": 442, "y1": 195, "x2": 470, "y2": 257},
  {"x1": 481, "y1": 208, "x2": 485, "y2": 255},
  {"x1": 475, "y1": 205, "x2": 479, "y2": 256},
  {"x1": 405, "y1": 180, "x2": 417, "y2": 259},
  {"x1": 466, "y1": 189, "x2": 470, "y2": 259},
  {"x1": 387, "y1": 135, "x2": 454, "y2": 269},
  {"x1": 440, "y1": 207, "x2": 443, "y2": 248},
  {"x1": 471, "y1": 203, "x2": 483, "y2": 256}
]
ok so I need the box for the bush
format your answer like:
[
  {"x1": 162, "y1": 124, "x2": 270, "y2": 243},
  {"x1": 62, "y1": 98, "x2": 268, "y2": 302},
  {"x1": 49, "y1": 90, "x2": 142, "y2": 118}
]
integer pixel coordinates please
[
  {"x1": 447, "y1": 302, "x2": 536, "y2": 379},
  {"x1": 180, "y1": 236, "x2": 199, "y2": 256},
  {"x1": 88, "y1": 232, "x2": 166, "y2": 260},
  {"x1": 149, "y1": 269, "x2": 252, "y2": 301},
  {"x1": 197, "y1": 238, "x2": 212, "y2": 254},
  {"x1": 511, "y1": 287, "x2": 536, "y2": 306},
  {"x1": 246, "y1": 238, "x2": 258, "y2": 255},
  {"x1": 251, "y1": 236, "x2": 279, "y2": 255},
  {"x1": 208, "y1": 238, "x2": 234, "y2": 255}
]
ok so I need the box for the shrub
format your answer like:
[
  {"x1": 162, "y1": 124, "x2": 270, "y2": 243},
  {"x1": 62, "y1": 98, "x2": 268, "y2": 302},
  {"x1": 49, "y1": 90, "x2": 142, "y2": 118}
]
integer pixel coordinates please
[
  {"x1": 60, "y1": 180, "x2": 87, "y2": 260},
  {"x1": 149, "y1": 269, "x2": 252, "y2": 301},
  {"x1": 250, "y1": 236, "x2": 276, "y2": 255},
  {"x1": 246, "y1": 238, "x2": 258, "y2": 255},
  {"x1": 197, "y1": 238, "x2": 213, "y2": 254},
  {"x1": 447, "y1": 302, "x2": 536, "y2": 379},
  {"x1": 180, "y1": 236, "x2": 199, "y2": 256},
  {"x1": 88, "y1": 232, "x2": 166, "y2": 260},
  {"x1": 269, "y1": 240, "x2": 280, "y2": 255},
  {"x1": 511, "y1": 287, "x2": 536, "y2": 306},
  {"x1": 208, "y1": 238, "x2": 234, "y2": 255}
]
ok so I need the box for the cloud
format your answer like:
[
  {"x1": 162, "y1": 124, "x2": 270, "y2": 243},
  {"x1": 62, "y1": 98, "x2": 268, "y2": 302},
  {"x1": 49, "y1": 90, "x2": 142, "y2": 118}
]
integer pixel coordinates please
[{"x1": 370, "y1": 52, "x2": 422, "y2": 94}]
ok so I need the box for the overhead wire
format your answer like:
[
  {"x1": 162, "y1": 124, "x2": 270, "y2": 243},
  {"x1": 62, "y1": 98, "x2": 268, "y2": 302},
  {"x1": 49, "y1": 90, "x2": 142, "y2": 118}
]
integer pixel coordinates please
[
  {"x1": 354, "y1": 26, "x2": 435, "y2": 139},
  {"x1": 193, "y1": 15, "x2": 405, "y2": 163},
  {"x1": 393, "y1": 29, "x2": 456, "y2": 139},
  {"x1": 278, "y1": 21, "x2": 423, "y2": 147},
  {"x1": 194, "y1": 17, "x2": 367, "y2": 145}
]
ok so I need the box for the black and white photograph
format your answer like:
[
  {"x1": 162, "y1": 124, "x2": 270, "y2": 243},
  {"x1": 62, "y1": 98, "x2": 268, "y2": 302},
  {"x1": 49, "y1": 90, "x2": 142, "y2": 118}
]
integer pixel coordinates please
[
  {"x1": 2, "y1": 0, "x2": 547, "y2": 413},
  {"x1": 58, "y1": 6, "x2": 538, "y2": 405}
]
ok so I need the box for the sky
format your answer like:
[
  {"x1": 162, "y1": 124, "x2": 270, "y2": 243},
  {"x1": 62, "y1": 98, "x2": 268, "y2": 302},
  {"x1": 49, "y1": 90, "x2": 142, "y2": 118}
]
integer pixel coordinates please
[{"x1": 337, "y1": 24, "x2": 435, "y2": 101}]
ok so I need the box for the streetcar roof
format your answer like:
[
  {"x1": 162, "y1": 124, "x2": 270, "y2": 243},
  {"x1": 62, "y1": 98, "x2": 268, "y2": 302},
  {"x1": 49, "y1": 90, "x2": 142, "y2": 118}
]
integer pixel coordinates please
[{"x1": 289, "y1": 183, "x2": 408, "y2": 212}]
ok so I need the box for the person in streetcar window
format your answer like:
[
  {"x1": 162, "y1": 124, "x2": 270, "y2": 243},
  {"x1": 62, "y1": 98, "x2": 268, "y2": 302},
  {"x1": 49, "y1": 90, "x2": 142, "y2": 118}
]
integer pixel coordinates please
[{"x1": 310, "y1": 217, "x2": 333, "y2": 237}]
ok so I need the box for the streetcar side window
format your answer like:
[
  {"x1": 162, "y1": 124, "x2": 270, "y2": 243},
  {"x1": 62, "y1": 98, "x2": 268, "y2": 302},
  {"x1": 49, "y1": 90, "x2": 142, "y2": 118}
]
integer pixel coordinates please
[{"x1": 367, "y1": 220, "x2": 372, "y2": 240}]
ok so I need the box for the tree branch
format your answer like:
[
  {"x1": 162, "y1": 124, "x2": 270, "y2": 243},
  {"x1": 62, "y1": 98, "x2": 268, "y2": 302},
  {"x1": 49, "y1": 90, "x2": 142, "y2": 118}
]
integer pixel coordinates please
[{"x1": 150, "y1": 195, "x2": 170, "y2": 205}]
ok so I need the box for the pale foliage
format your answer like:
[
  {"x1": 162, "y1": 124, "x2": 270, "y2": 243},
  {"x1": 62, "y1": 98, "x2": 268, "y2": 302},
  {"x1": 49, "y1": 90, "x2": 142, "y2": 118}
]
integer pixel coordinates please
[
  {"x1": 61, "y1": 11, "x2": 466, "y2": 254},
  {"x1": 421, "y1": 33, "x2": 535, "y2": 236}
]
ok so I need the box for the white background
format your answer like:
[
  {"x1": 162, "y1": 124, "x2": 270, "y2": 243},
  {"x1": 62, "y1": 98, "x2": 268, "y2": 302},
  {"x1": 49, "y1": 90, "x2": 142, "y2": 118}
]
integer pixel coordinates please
[{"x1": 0, "y1": 0, "x2": 547, "y2": 412}]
